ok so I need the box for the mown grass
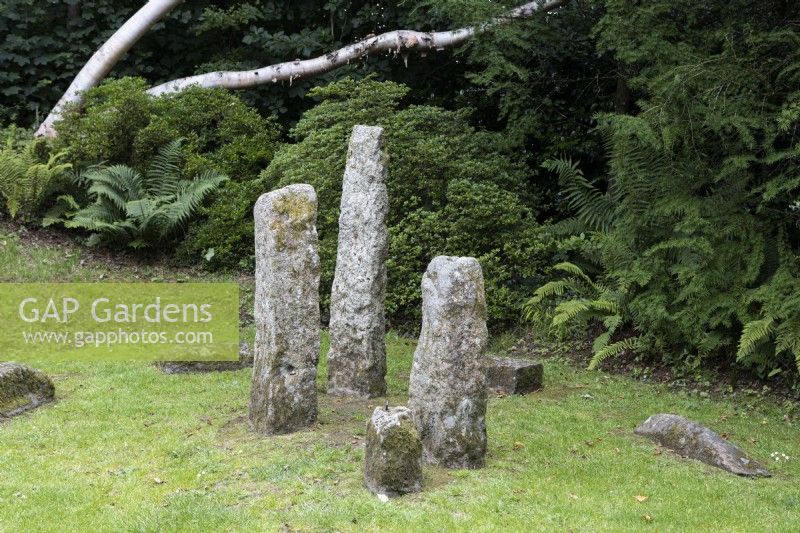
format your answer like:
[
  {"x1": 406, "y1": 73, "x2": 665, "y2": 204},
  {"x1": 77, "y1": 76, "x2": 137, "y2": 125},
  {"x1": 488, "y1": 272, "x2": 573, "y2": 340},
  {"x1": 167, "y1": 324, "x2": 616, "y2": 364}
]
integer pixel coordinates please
[{"x1": 1, "y1": 225, "x2": 799, "y2": 532}]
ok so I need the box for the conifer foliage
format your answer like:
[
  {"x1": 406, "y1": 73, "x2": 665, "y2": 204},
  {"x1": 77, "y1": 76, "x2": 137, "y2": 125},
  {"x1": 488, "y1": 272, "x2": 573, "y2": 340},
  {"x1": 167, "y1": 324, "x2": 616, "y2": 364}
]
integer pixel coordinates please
[{"x1": 529, "y1": 0, "x2": 800, "y2": 376}]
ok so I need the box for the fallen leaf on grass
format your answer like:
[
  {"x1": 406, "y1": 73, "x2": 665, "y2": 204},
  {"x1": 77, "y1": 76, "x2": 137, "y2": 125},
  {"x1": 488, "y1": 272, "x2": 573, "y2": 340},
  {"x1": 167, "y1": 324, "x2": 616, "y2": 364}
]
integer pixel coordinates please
[
  {"x1": 635, "y1": 495, "x2": 649, "y2": 503},
  {"x1": 642, "y1": 514, "x2": 653, "y2": 522},
  {"x1": 568, "y1": 493, "x2": 579, "y2": 500},
  {"x1": 152, "y1": 477, "x2": 166, "y2": 485},
  {"x1": 512, "y1": 441, "x2": 524, "y2": 451}
]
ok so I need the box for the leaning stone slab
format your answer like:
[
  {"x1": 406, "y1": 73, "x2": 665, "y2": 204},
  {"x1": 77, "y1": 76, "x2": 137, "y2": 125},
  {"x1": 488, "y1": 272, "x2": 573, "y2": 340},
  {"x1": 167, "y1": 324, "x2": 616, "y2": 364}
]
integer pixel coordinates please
[
  {"x1": 635, "y1": 413, "x2": 771, "y2": 477},
  {"x1": 364, "y1": 406, "x2": 423, "y2": 497},
  {"x1": 408, "y1": 256, "x2": 489, "y2": 469},
  {"x1": 327, "y1": 125, "x2": 389, "y2": 399},
  {"x1": 485, "y1": 356, "x2": 543, "y2": 395},
  {"x1": 0, "y1": 363, "x2": 55, "y2": 419},
  {"x1": 249, "y1": 184, "x2": 321, "y2": 435}
]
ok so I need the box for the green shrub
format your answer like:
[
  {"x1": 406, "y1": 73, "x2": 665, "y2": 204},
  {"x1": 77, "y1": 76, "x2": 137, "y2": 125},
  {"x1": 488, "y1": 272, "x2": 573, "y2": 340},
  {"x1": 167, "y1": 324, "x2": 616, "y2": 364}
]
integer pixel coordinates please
[
  {"x1": 0, "y1": 131, "x2": 71, "y2": 222},
  {"x1": 178, "y1": 177, "x2": 265, "y2": 269},
  {"x1": 186, "y1": 77, "x2": 551, "y2": 327},
  {"x1": 55, "y1": 140, "x2": 227, "y2": 249},
  {"x1": 55, "y1": 78, "x2": 155, "y2": 168},
  {"x1": 53, "y1": 78, "x2": 281, "y2": 258},
  {"x1": 54, "y1": 78, "x2": 281, "y2": 181}
]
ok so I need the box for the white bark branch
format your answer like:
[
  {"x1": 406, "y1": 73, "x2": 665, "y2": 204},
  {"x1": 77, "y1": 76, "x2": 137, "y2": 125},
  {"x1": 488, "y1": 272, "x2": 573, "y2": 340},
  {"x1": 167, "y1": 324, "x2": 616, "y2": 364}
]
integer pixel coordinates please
[
  {"x1": 148, "y1": 0, "x2": 564, "y2": 96},
  {"x1": 38, "y1": 0, "x2": 564, "y2": 136},
  {"x1": 36, "y1": 0, "x2": 184, "y2": 137}
]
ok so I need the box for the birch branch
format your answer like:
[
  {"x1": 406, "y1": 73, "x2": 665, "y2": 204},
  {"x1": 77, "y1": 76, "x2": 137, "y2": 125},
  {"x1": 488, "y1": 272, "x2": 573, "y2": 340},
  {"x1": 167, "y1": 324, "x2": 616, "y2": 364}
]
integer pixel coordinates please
[
  {"x1": 37, "y1": 0, "x2": 564, "y2": 136},
  {"x1": 148, "y1": 0, "x2": 564, "y2": 96},
  {"x1": 36, "y1": 0, "x2": 184, "y2": 137}
]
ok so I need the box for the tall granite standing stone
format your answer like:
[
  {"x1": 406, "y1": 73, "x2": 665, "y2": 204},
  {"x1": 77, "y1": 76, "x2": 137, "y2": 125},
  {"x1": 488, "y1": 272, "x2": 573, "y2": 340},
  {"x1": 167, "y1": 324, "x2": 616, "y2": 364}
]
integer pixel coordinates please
[
  {"x1": 408, "y1": 256, "x2": 489, "y2": 468},
  {"x1": 327, "y1": 125, "x2": 389, "y2": 398},
  {"x1": 249, "y1": 184, "x2": 321, "y2": 435}
]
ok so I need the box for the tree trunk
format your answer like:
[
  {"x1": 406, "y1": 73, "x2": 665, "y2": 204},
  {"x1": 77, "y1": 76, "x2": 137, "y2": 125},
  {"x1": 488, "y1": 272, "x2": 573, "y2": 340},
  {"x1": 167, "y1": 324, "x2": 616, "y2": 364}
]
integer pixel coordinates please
[{"x1": 36, "y1": 0, "x2": 184, "y2": 137}]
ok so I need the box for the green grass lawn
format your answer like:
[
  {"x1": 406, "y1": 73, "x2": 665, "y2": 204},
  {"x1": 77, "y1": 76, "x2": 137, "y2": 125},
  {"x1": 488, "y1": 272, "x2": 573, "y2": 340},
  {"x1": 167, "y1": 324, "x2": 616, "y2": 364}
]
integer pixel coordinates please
[{"x1": 1, "y1": 225, "x2": 799, "y2": 532}]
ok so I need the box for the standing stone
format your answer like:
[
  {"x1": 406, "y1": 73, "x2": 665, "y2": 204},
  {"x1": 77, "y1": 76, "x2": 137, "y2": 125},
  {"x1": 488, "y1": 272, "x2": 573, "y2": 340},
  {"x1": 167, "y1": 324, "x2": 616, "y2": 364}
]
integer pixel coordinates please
[
  {"x1": 364, "y1": 406, "x2": 423, "y2": 497},
  {"x1": 0, "y1": 362, "x2": 55, "y2": 419},
  {"x1": 327, "y1": 125, "x2": 389, "y2": 398},
  {"x1": 250, "y1": 184, "x2": 321, "y2": 435},
  {"x1": 408, "y1": 256, "x2": 489, "y2": 468},
  {"x1": 328, "y1": 126, "x2": 389, "y2": 398}
]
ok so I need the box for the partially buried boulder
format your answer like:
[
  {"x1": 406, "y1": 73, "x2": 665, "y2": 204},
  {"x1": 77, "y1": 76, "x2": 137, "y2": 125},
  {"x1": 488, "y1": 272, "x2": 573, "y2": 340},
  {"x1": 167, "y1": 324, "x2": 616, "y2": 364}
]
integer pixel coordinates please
[
  {"x1": 364, "y1": 406, "x2": 423, "y2": 497},
  {"x1": 0, "y1": 362, "x2": 55, "y2": 419},
  {"x1": 635, "y1": 413, "x2": 770, "y2": 477},
  {"x1": 485, "y1": 356, "x2": 543, "y2": 395}
]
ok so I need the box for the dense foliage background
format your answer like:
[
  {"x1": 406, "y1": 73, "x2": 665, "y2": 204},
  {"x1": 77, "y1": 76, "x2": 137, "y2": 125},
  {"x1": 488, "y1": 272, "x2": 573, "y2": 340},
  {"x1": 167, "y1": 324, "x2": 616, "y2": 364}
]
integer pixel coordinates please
[{"x1": 2, "y1": 0, "x2": 799, "y2": 381}]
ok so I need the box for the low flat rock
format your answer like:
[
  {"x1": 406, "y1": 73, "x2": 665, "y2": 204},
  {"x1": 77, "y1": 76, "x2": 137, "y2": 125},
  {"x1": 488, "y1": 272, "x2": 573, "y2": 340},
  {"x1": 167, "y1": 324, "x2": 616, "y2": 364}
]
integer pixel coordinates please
[
  {"x1": 634, "y1": 413, "x2": 771, "y2": 477},
  {"x1": 364, "y1": 406, "x2": 423, "y2": 497},
  {"x1": 485, "y1": 356, "x2": 542, "y2": 395},
  {"x1": 0, "y1": 362, "x2": 55, "y2": 419},
  {"x1": 156, "y1": 342, "x2": 253, "y2": 374}
]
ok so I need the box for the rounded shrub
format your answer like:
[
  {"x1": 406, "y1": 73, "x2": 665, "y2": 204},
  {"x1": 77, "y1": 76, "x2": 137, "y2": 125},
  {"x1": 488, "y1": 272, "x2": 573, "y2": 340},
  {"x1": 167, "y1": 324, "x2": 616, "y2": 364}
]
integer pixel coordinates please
[
  {"x1": 54, "y1": 77, "x2": 281, "y2": 182},
  {"x1": 193, "y1": 77, "x2": 552, "y2": 328}
]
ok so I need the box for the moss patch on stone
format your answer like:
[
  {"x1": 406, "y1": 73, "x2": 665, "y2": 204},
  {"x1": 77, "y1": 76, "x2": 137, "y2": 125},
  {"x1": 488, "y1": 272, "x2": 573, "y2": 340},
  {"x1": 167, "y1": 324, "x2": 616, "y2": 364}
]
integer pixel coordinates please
[{"x1": 364, "y1": 407, "x2": 423, "y2": 496}]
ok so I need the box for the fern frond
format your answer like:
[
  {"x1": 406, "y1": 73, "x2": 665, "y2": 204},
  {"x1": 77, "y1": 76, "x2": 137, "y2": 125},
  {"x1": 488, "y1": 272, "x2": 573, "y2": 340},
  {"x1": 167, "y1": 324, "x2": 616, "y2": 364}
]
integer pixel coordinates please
[
  {"x1": 588, "y1": 337, "x2": 640, "y2": 370},
  {"x1": 552, "y1": 300, "x2": 592, "y2": 327},
  {"x1": 552, "y1": 262, "x2": 596, "y2": 289},
  {"x1": 528, "y1": 280, "x2": 571, "y2": 303},
  {"x1": 42, "y1": 195, "x2": 81, "y2": 227},
  {"x1": 736, "y1": 317, "x2": 775, "y2": 362},
  {"x1": 544, "y1": 158, "x2": 616, "y2": 232},
  {"x1": 160, "y1": 170, "x2": 227, "y2": 232},
  {"x1": 146, "y1": 138, "x2": 184, "y2": 197}
]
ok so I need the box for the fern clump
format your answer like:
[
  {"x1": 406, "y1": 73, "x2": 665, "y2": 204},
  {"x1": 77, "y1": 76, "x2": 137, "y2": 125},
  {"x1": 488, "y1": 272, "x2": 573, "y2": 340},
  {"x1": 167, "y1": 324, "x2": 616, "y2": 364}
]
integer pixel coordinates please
[
  {"x1": 530, "y1": 0, "x2": 800, "y2": 377},
  {"x1": 0, "y1": 134, "x2": 71, "y2": 222},
  {"x1": 52, "y1": 140, "x2": 227, "y2": 249},
  {"x1": 524, "y1": 261, "x2": 639, "y2": 370}
]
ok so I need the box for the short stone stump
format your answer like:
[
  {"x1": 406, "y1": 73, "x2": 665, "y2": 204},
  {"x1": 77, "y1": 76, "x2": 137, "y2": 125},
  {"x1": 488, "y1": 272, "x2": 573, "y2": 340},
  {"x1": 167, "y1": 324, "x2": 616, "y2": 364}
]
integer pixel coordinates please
[{"x1": 364, "y1": 406, "x2": 423, "y2": 497}]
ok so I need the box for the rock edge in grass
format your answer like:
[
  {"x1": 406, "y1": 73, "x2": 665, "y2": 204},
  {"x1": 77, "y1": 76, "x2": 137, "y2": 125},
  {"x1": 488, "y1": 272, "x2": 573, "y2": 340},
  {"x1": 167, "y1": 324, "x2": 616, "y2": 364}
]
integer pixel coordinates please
[
  {"x1": 635, "y1": 413, "x2": 771, "y2": 477},
  {"x1": 485, "y1": 356, "x2": 543, "y2": 395},
  {"x1": 0, "y1": 362, "x2": 55, "y2": 419},
  {"x1": 155, "y1": 341, "x2": 253, "y2": 374}
]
